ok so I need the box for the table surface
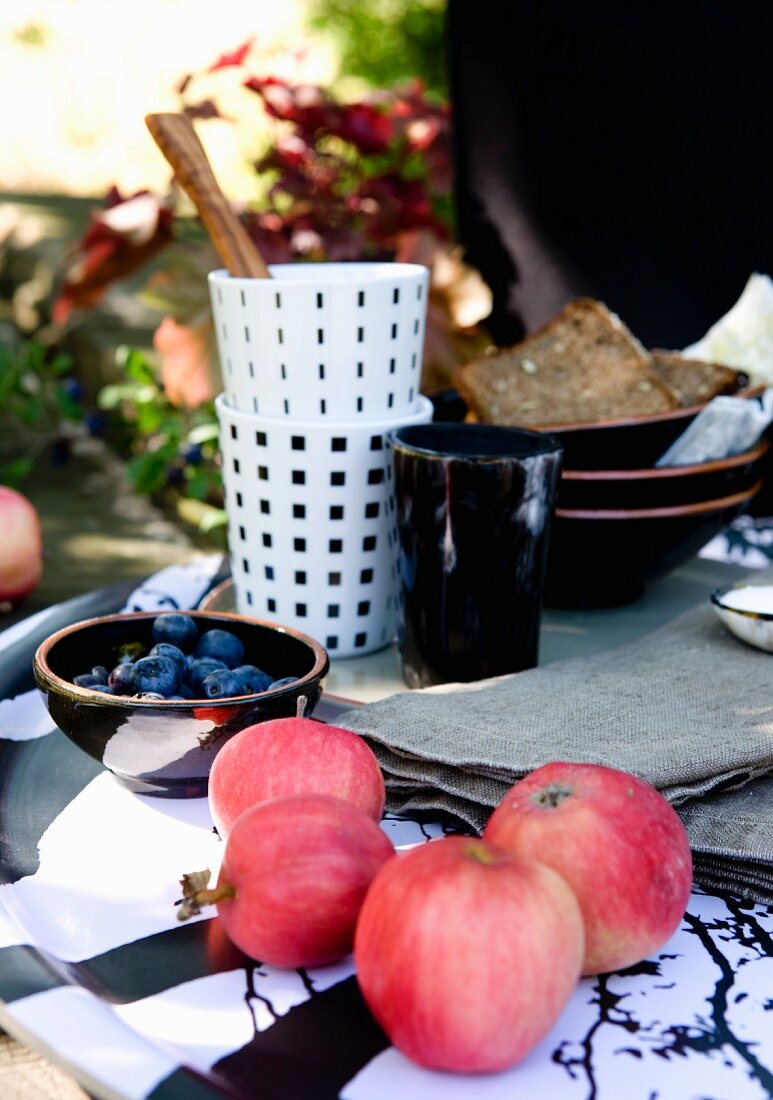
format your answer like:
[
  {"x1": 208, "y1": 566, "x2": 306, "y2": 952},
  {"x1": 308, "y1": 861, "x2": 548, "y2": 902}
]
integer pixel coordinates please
[
  {"x1": 316, "y1": 554, "x2": 758, "y2": 703},
  {"x1": 0, "y1": 550, "x2": 768, "y2": 1100}
]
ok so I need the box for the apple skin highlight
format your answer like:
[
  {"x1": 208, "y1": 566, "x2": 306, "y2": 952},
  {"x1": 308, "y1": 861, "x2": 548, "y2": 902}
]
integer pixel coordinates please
[
  {"x1": 485, "y1": 762, "x2": 693, "y2": 975},
  {"x1": 354, "y1": 836, "x2": 585, "y2": 1073},
  {"x1": 0, "y1": 487, "x2": 42, "y2": 607},
  {"x1": 212, "y1": 793, "x2": 394, "y2": 969},
  {"x1": 208, "y1": 716, "x2": 386, "y2": 837}
]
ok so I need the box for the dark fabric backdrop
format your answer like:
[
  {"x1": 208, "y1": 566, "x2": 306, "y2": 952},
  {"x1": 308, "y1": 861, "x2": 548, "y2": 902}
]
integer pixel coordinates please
[{"x1": 447, "y1": 0, "x2": 773, "y2": 348}]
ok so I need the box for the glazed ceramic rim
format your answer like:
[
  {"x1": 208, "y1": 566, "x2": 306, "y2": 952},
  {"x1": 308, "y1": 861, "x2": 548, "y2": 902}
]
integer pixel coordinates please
[
  {"x1": 710, "y1": 584, "x2": 773, "y2": 622},
  {"x1": 208, "y1": 262, "x2": 428, "y2": 286},
  {"x1": 561, "y1": 439, "x2": 769, "y2": 481},
  {"x1": 389, "y1": 421, "x2": 563, "y2": 462},
  {"x1": 33, "y1": 610, "x2": 329, "y2": 707},
  {"x1": 554, "y1": 479, "x2": 761, "y2": 520},
  {"x1": 532, "y1": 381, "x2": 761, "y2": 433},
  {"x1": 216, "y1": 391, "x2": 434, "y2": 434}
]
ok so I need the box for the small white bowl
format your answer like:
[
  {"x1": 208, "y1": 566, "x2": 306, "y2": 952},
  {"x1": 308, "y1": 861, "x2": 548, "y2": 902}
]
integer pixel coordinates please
[{"x1": 711, "y1": 584, "x2": 773, "y2": 653}]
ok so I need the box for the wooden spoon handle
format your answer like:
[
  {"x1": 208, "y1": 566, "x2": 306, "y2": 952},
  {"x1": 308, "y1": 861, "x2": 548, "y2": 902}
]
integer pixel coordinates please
[{"x1": 145, "y1": 112, "x2": 270, "y2": 279}]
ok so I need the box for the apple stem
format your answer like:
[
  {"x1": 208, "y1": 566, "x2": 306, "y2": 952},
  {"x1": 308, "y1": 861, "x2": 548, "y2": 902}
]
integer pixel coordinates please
[
  {"x1": 176, "y1": 868, "x2": 236, "y2": 921},
  {"x1": 532, "y1": 784, "x2": 573, "y2": 809}
]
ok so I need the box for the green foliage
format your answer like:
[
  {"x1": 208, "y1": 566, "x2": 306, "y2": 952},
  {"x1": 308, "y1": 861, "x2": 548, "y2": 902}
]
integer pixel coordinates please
[
  {"x1": 0, "y1": 340, "x2": 83, "y2": 487},
  {"x1": 310, "y1": 0, "x2": 448, "y2": 96},
  {"x1": 0, "y1": 456, "x2": 34, "y2": 489},
  {"x1": 100, "y1": 347, "x2": 225, "y2": 535}
]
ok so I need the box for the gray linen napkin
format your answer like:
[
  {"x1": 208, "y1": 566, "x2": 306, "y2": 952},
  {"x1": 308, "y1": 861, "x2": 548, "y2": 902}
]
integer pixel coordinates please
[{"x1": 338, "y1": 599, "x2": 773, "y2": 901}]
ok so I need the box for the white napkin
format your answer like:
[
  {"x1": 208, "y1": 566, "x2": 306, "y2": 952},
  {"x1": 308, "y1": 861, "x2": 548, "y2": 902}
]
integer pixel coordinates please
[
  {"x1": 683, "y1": 272, "x2": 773, "y2": 386},
  {"x1": 656, "y1": 272, "x2": 773, "y2": 465},
  {"x1": 657, "y1": 388, "x2": 773, "y2": 466}
]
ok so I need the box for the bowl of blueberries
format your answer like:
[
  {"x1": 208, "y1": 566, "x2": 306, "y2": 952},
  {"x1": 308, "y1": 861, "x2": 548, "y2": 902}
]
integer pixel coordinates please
[{"x1": 33, "y1": 610, "x2": 329, "y2": 798}]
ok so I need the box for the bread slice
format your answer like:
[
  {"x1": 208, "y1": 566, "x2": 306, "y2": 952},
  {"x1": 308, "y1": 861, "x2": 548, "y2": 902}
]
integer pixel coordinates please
[
  {"x1": 651, "y1": 351, "x2": 747, "y2": 408},
  {"x1": 454, "y1": 299, "x2": 680, "y2": 428}
]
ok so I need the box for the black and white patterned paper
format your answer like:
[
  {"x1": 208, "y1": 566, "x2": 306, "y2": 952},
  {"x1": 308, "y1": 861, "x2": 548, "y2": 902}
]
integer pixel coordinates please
[{"x1": 1, "y1": 549, "x2": 772, "y2": 1100}]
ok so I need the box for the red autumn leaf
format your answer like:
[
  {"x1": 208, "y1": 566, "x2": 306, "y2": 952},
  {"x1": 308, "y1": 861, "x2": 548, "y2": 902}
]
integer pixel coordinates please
[
  {"x1": 241, "y1": 211, "x2": 294, "y2": 266},
  {"x1": 209, "y1": 39, "x2": 254, "y2": 72},
  {"x1": 273, "y1": 134, "x2": 309, "y2": 169},
  {"x1": 329, "y1": 102, "x2": 393, "y2": 155},
  {"x1": 357, "y1": 175, "x2": 440, "y2": 240},
  {"x1": 154, "y1": 315, "x2": 218, "y2": 410},
  {"x1": 244, "y1": 77, "x2": 330, "y2": 139},
  {"x1": 53, "y1": 191, "x2": 173, "y2": 324}
]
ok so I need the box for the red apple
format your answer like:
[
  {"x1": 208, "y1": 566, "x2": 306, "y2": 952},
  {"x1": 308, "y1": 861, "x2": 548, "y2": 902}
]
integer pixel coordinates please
[
  {"x1": 484, "y1": 762, "x2": 693, "y2": 975},
  {"x1": 180, "y1": 794, "x2": 394, "y2": 968},
  {"x1": 208, "y1": 716, "x2": 385, "y2": 836},
  {"x1": 0, "y1": 487, "x2": 42, "y2": 608},
  {"x1": 354, "y1": 836, "x2": 584, "y2": 1073}
]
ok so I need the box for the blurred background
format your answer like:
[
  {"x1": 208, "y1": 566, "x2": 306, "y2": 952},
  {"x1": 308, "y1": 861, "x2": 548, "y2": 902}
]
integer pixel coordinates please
[
  {"x1": 1, "y1": 0, "x2": 771, "y2": 624},
  {"x1": 1, "y1": 0, "x2": 496, "y2": 621}
]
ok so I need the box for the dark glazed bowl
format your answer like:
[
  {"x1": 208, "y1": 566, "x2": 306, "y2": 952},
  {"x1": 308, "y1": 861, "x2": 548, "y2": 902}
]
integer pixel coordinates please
[
  {"x1": 33, "y1": 611, "x2": 329, "y2": 798},
  {"x1": 544, "y1": 481, "x2": 762, "y2": 608},
  {"x1": 428, "y1": 380, "x2": 761, "y2": 469},
  {"x1": 557, "y1": 440, "x2": 769, "y2": 510},
  {"x1": 537, "y1": 382, "x2": 761, "y2": 470}
]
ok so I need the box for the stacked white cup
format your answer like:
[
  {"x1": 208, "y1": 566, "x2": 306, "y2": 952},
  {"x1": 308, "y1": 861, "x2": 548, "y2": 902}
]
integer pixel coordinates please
[{"x1": 212, "y1": 262, "x2": 433, "y2": 657}]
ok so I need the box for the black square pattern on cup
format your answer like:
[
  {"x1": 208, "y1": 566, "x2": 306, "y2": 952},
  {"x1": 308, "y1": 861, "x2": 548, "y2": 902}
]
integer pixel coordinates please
[{"x1": 218, "y1": 388, "x2": 422, "y2": 656}]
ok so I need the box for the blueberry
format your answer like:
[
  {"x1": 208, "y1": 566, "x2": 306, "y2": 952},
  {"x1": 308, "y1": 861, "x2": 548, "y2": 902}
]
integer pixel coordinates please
[
  {"x1": 268, "y1": 676, "x2": 297, "y2": 691},
  {"x1": 232, "y1": 665, "x2": 273, "y2": 694},
  {"x1": 109, "y1": 663, "x2": 136, "y2": 695},
  {"x1": 181, "y1": 442, "x2": 203, "y2": 466},
  {"x1": 134, "y1": 692, "x2": 167, "y2": 701},
  {"x1": 91, "y1": 666, "x2": 110, "y2": 684},
  {"x1": 132, "y1": 656, "x2": 179, "y2": 696},
  {"x1": 174, "y1": 682, "x2": 194, "y2": 700},
  {"x1": 91, "y1": 684, "x2": 117, "y2": 695},
  {"x1": 149, "y1": 643, "x2": 187, "y2": 678},
  {"x1": 85, "y1": 411, "x2": 107, "y2": 438},
  {"x1": 195, "y1": 629, "x2": 244, "y2": 669},
  {"x1": 74, "y1": 673, "x2": 103, "y2": 688},
  {"x1": 202, "y1": 669, "x2": 244, "y2": 699},
  {"x1": 60, "y1": 377, "x2": 84, "y2": 402},
  {"x1": 186, "y1": 657, "x2": 228, "y2": 693},
  {"x1": 152, "y1": 613, "x2": 199, "y2": 653}
]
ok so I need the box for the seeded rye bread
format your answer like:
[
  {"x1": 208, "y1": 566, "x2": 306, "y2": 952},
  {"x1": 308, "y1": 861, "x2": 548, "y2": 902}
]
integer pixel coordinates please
[
  {"x1": 454, "y1": 298, "x2": 680, "y2": 428},
  {"x1": 650, "y1": 351, "x2": 747, "y2": 408}
]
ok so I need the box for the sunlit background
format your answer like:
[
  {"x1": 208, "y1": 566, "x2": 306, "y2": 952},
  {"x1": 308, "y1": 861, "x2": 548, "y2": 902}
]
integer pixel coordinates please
[
  {"x1": 0, "y1": 0, "x2": 445, "y2": 197},
  {"x1": 0, "y1": 0, "x2": 488, "y2": 604}
]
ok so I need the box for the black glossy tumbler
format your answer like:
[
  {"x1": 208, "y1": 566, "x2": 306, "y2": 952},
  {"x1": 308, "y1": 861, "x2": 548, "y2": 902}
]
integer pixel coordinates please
[{"x1": 391, "y1": 423, "x2": 562, "y2": 688}]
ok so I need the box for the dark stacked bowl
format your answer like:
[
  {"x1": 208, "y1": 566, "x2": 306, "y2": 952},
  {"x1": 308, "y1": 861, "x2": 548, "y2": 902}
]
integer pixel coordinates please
[{"x1": 430, "y1": 381, "x2": 766, "y2": 607}]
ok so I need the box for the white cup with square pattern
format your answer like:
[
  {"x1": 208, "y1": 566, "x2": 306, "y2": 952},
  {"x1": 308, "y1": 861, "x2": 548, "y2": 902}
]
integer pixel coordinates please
[
  {"x1": 216, "y1": 393, "x2": 434, "y2": 657},
  {"x1": 209, "y1": 263, "x2": 430, "y2": 421}
]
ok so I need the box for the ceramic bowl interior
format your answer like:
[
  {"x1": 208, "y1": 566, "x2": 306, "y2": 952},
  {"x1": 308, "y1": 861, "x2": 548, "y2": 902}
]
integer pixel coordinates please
[
  {"x1": 711, "y1": 584, "x2": 773, "y2": 653},
  {"x1": 545, "y1": 481, "x2": 762, "y2": 608},
  {"x1": 557, "y1": 440, "x2": 769, "y2": 510},
  {"x1": 34, "y1": 611, "x2": 329, "y2": 798}
]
